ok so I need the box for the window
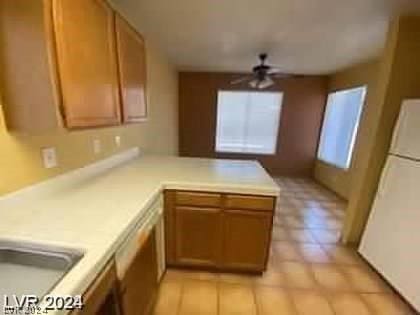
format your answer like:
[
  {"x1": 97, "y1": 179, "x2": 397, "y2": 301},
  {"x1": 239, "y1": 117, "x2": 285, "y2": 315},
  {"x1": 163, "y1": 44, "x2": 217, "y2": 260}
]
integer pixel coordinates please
[
  {"x1": 318, "y1": 86, "x2": 367, "y2": 169},
  {"x1": 215, "y1": 90, "x2": 283, "y2": 154}
]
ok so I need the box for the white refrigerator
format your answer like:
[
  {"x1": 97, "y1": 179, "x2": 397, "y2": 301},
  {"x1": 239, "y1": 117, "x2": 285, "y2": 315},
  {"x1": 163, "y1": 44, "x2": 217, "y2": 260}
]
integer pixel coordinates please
[{"x1": 359, "y1": 99, "x2": 420, "y2": 312}]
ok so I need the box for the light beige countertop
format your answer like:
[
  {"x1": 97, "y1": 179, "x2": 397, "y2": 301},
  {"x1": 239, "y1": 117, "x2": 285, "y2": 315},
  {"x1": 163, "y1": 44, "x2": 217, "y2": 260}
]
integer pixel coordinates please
[{"x1": 0, "y1": 149, "x2": 279, "y2": 314}]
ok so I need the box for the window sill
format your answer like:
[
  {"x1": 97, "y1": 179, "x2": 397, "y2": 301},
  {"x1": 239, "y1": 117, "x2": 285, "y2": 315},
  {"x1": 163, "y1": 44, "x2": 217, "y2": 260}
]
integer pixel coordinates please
[{"x1": 316, "y1": 159, "x2": 350, "y2": 171}]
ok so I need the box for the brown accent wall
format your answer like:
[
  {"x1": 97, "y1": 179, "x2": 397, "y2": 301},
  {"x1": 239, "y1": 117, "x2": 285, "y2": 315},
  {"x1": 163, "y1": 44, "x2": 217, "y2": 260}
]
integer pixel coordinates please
[
  {"x1": 314, "y1": 60, "x2": 379, "y2": 200},
  {"x1": 179, "y1": 72, "x2": 327, "y2": 176}
]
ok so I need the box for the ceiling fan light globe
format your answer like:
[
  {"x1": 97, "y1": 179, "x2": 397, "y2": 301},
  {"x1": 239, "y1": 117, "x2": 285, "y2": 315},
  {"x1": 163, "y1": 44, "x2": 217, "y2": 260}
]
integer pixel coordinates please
[
  {"x1": 249, "y1": 79, "x2": 258, "y2": 89},
  {"x1": 259, "y1": 77, "x2": 274, "y2": 89}
]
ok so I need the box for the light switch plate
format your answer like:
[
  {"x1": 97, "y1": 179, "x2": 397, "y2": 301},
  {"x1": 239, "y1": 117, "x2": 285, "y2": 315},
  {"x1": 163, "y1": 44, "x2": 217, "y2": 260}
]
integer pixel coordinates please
[
  {"x1": 115, "y1": 136, "x2": 121, "y2": 147},
  {"x1": 41, "y1": 147, "x2": 58, "y2": 169},
  {"x1": 93, "y1": 139, "x2": 101, "y2": 155}
]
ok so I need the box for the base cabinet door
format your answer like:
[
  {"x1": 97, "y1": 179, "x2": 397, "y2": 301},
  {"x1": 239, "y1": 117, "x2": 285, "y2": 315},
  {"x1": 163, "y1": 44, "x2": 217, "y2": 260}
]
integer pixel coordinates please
[
  {"x1": 120, "y1": 230, "x2": 158, "y2": 315},
  {"x1": 174, "y1": 207, "x2": 222, "y2": 267},
  {"x1": 96, "y1": 291, "x2": 121, "y2": 315},
  {"x1": 222, "y1": 210, "x2": 272, "y2": 272},
  {"x1": 73, "y1": 261, "x2": 121, "y2": 315}
]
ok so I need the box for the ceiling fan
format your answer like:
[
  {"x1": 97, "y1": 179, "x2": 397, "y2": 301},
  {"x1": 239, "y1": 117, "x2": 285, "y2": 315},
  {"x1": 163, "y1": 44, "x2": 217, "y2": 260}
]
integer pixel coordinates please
[{"x1": 231, "y1": 53, "x2": 297, "y2": 89}]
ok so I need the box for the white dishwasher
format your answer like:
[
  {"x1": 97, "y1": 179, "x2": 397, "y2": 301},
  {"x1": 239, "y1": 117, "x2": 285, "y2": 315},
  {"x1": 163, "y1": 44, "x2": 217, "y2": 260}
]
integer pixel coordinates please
[{"x1": 115, "y1": 195, "x2": 165, "y2": 282}]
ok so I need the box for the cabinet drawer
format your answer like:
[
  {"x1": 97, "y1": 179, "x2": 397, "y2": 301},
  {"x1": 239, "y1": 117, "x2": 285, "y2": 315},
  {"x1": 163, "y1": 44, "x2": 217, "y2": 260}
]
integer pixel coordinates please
[
  {"x1": 225, "y1": 195, "x2": 275, "y2": 211},
  {"x1": 175, "y1": 191, "x2": 221, "y2": 207}
]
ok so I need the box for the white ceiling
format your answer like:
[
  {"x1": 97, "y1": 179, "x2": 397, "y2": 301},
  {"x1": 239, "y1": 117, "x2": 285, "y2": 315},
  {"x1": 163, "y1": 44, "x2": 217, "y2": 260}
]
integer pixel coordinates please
[{"x1": 112, "y1": 0, "x2": 420, "y2": 74}]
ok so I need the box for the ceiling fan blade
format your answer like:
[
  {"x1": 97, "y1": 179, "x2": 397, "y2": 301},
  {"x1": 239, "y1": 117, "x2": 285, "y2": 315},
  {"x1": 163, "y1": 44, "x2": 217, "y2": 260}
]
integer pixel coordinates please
[
  {"x1": 268, "y1": 67, "x2": 303, "y2": 78},
  {"x1": 230, "y1": 75, "x2": 255, "y2": 85},
  {"x1": 271, "y1": 72, "x2": 292, "y2": 78},
  {"x1": 266, "y1": 66, "x2": 288, "y2": 74},
  {"x1": 272, "y1": 73, "x2": 305, "y2": 79}
]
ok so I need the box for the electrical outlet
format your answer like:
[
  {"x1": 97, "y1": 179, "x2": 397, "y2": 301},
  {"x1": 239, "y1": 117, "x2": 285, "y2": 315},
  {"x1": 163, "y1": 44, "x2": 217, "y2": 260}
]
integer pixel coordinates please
[
  {"x1": 41, "y1": 147, "x2": 58, "y2": 169},
  {"x1": 93, "y1": 139, "x2": 101, "y2": 154},
  {"x1": 115, "y1": 136, "x2": 121, "y2": 147}
]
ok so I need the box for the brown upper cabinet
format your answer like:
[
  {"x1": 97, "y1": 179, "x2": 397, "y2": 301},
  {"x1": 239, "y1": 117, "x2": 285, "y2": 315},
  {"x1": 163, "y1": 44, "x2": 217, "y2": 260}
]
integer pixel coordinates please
[
  {"x1": 53, "y1": 0, "x2": 121, "y2": 128},
  {"x1": 0, "y1": 0, "x2": 147, "y2": 132},
  {"x1": 115, "y1": 15, "x2": 148, "y2": 123},
  {"x1": 0, "y1": 0, "x2": 62, "y2": 132}
]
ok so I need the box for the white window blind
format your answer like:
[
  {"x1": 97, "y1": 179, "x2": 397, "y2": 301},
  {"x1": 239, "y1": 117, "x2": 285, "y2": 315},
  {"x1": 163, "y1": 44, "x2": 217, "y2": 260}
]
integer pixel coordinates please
[
  {"x1": 215, "y1": 91, "x2": 283, "y2": 155},
  {"x1": 318, "y1": 86, "x2": 367, "y2": 169}
]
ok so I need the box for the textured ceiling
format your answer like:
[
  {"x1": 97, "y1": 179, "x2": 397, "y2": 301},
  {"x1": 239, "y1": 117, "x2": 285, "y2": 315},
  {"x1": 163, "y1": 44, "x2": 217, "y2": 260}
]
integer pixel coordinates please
[{"x1": 112, "y1": 0, "x2": 420, "y2": 74}]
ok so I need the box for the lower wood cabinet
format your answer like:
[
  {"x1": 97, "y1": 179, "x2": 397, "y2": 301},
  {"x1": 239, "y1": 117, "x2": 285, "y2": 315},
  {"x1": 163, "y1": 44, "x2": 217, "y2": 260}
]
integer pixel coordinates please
[
  {"x1": 120, "y1": 230, "x2": 158, "y2": 315},
  {"x1": 174, "y1": 206, "x2": 222, "y2": 267},
  {"x1": 73, "y1": 261, "x2": 121, "y2": 315},
  {"x1": 222, "y1": 210, "x2": 272, "y2": 271},
  {"x1": 165, "y1": 190, "x2": 275, "y2": 272},
  {"x1": 74, "y1": 230, "x2": 159, "y2": 315}
]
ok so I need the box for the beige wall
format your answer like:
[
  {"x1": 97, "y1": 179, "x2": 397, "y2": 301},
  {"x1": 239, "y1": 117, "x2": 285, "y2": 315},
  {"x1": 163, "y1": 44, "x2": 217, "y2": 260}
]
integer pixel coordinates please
[
  {"x1": 343, "y1": 15, "x2": 420, "y2": 243},
  {"x1": 314, "y1": 60, "x2": 379, "y2": 200},
  {"x1": 0, "y1": 43, "x2": 178, "y2": 196},
  {"x1": 314, "y1": 161, "x2": 351, "y2": 200}
]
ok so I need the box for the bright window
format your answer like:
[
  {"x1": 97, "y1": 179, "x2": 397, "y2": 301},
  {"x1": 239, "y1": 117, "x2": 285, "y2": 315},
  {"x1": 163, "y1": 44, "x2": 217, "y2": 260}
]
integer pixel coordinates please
[
  {"x1": 215, "y1": 90, "x2": 283, "y2": 155},
  {"x1": 318, "y1": 86, "x2": 367, "y2": 169}
]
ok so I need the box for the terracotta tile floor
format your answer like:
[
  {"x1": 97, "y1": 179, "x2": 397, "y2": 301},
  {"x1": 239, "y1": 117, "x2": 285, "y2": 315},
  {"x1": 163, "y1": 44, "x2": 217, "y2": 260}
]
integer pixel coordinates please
[{"x1": 154, "y1": 177, "x2": 415, "y2": 315}]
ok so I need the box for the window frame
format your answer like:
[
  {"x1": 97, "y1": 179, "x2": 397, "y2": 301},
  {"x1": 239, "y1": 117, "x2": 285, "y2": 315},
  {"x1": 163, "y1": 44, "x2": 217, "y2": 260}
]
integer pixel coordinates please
[
  {"x1": 214, "y1": 89, "x2": 283, "y2": 156},
  {"x1": 317, "y1": 85, "x2": 367, "y2": 170}
]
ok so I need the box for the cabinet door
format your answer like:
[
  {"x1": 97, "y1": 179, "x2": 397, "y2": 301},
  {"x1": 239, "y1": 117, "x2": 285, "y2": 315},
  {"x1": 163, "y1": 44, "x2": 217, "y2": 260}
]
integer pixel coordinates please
[
  {"x1": 121, "y1": 230, "x2": 158, "y2": 315},
  {"x1": 0, "y1": 0, "x2": 62, "y2": 132},
  {"x1": 222, "y1": 210, "x2": 272, "y2": 272},
  {"x1": 74, "y1": 261, "x2": 121, "y2": 315},
  {"x1": 175, "y1": 207, "x2": 222, "y2": 267},
  {"x1": 115, "y1": 14, "x2": 147, "y2": 123},
  {"x1": 52, "y1": 0, "x2": 121, "y2": 128}
]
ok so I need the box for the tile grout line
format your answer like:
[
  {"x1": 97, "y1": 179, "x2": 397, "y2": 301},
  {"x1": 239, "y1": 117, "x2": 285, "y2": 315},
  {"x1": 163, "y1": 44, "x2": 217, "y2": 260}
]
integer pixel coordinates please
[
  {"x1": 175, "y1": 279, "x2": 185, "y2": 315},
  {"x1": 216, "y1": 279, "x2": 220, "y2": 315},
  {"x1": 251, "y1": 285, "x2": 260, "y2": 315}
]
